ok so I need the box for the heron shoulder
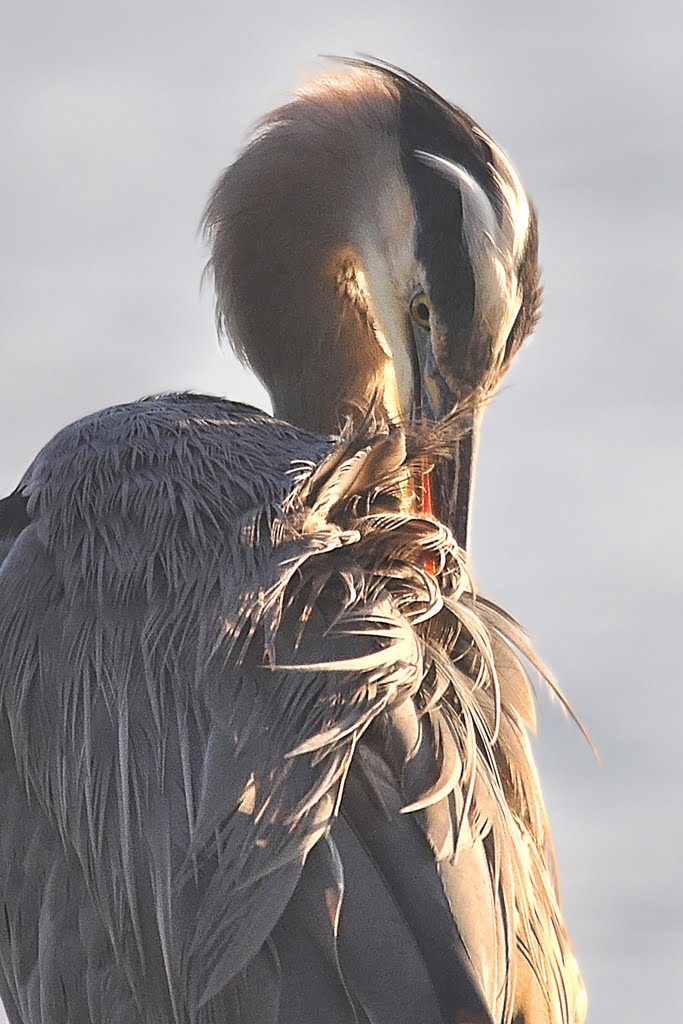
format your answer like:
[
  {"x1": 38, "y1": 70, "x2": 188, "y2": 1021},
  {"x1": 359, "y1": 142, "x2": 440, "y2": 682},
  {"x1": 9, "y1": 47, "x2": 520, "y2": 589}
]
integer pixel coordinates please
[
  {"x1": 20, "y1": 393, "x2": 329, "y2": 513},
  {"x1": 0, "y1": 393, "x2": 333, "y2": 617}
]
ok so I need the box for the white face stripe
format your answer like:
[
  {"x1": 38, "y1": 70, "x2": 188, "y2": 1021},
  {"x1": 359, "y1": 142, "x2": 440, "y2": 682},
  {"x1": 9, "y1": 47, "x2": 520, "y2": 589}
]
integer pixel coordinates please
[
  {"x1": 354, "y1": 150, "x2": 420, "y2": 422},
  {"x1": 415, "y1": 151, "x2": 506, "y2": 335},
  {"x1": 414, "y1": 149, "x2": 525, "y2": 354},
  {"x1": 473, "y1": 126, "x2": 530, "y2": 262},
  {"x1": 414, "y1": 147, "x2": 529, "y2": 263}
]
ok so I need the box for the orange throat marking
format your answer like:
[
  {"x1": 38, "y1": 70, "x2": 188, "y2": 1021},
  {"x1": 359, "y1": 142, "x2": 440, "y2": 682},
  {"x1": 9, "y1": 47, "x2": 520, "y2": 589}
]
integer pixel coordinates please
[
  {"x1": 415, "y1": 458, "x2": 437, "y2": 575},
  {"x1": 420, "y1": 458, "x2": 434, "y2": 517}
]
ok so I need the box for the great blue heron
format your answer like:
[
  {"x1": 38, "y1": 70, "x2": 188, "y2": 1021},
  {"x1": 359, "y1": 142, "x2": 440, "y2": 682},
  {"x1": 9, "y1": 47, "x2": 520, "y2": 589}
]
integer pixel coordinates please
[{"x1": 0, "y1": 58, "x2": 585, "y2": 1024}]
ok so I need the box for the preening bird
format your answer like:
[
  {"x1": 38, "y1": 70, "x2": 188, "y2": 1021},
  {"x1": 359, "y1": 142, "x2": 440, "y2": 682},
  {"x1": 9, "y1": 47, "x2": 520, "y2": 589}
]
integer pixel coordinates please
[{"x1": 0, "y1": 59, "x2": 586, "y2": 1024}]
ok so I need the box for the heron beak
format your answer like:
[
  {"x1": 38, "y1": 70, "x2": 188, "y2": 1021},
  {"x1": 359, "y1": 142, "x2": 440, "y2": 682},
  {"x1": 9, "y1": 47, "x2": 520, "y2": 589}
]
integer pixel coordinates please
[
  {"x1": 433, "y1": 409, "x2": 480, "y2": 552},
  {"x1": 410, "y1": 322, "x2": 481, "y2": 552}
]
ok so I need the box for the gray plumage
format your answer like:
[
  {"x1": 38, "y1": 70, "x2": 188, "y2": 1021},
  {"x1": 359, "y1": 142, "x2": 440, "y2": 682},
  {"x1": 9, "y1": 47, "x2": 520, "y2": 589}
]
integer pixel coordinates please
[{"x1": 0, "y1": 59, "x2": 585, "y2": 1024}]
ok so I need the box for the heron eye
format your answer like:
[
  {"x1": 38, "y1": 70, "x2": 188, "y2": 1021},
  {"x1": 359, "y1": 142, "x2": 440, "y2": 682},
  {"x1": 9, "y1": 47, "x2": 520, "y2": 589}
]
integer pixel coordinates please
[{"x1": 410, "y1": 292, "x2": 431, "y2": 329}]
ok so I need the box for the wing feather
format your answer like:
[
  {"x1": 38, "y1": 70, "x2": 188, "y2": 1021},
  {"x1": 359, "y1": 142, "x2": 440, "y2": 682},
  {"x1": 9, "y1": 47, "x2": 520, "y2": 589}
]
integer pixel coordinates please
[{"x1": 0, "y1": 396, "x2": 586, "y2": 1023}]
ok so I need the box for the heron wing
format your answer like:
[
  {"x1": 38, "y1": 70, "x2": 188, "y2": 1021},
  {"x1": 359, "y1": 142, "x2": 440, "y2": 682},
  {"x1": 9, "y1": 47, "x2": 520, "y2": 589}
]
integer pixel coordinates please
[
  {"x1": 0, "y1": 394, "x2": 345, "y2": 1023},
  {"x1": 0, "y1": 396, "x2": 434, "y2": 1023},
  {"x1": 0, "y1": 395, "x2": 584, "y2": 1024}
]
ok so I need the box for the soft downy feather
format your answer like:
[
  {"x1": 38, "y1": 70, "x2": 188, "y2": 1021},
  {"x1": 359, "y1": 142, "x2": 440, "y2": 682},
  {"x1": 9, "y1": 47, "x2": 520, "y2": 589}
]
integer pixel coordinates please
[{"x1": 230, "y1": 407, "x2": 587, "y2": 1024}]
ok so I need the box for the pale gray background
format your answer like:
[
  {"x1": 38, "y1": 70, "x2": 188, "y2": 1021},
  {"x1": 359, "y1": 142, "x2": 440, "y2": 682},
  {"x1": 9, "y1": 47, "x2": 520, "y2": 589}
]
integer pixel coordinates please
[{"x1": 1, "y1": 1, "x2": 681, "y2": 1021}]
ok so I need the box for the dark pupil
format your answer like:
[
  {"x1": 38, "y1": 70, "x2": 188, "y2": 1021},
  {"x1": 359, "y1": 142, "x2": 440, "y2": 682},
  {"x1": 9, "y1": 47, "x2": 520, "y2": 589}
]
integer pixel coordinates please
[{"x1": 416, "y1": 302, "x2": 430, "y2": 323}]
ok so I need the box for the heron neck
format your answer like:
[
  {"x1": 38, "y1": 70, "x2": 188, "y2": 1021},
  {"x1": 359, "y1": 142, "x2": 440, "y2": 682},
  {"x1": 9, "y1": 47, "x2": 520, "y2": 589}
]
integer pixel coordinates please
[{"x1": 204, "y1": 75, "x2": 412, "y2": 435}]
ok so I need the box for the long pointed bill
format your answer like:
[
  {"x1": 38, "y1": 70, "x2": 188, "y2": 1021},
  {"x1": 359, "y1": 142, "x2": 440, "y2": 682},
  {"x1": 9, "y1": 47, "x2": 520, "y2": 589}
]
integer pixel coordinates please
[
  {"x1": 410, "y1": 323, "x2": 482, "y2": 553},
  {"x1": 433, "y1": 409, "x2": 480, "y2": 552}
]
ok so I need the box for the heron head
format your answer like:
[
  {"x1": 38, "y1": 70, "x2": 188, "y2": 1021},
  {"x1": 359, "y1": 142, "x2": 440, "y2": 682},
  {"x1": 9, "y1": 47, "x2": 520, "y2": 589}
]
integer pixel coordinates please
[{"x1": 204, "y1": 58, "x2": 541, "y2": 549}]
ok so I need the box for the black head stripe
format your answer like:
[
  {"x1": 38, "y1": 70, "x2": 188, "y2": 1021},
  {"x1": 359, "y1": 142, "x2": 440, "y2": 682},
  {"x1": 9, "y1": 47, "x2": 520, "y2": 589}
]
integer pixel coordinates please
[
  {"x1": 393, "y1": 72, "x2": 497, "y2": 389},
  {"x1": 336, "y1": 58, "x2": 540, "y2": 393}
]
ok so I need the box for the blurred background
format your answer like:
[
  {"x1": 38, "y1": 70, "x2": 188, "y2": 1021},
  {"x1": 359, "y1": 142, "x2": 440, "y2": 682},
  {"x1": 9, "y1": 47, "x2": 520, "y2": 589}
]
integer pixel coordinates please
[{"x1": 1, "y1": 1, "x2": 681, "y2": 1019}]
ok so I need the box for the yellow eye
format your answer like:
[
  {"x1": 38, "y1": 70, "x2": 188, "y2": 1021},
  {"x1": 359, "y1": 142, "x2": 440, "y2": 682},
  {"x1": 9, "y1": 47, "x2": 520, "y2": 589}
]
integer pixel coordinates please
[{"x1": 410, "y1": 292, "x2": 431, "y2": 329}]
